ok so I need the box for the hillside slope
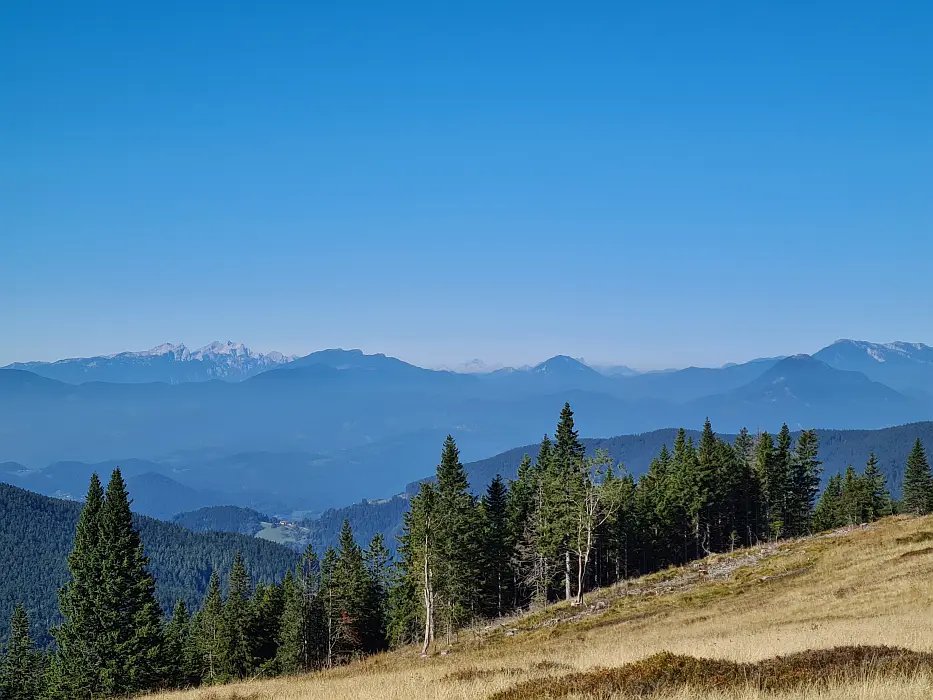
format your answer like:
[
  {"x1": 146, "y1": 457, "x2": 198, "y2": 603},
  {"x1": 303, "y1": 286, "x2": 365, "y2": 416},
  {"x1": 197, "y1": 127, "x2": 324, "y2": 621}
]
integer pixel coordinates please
[
  {"x1": 153, "y1": 515, "x2": 933, "y2": 700},
  {"x1": 0, "y1": 483, "x2": 298, "y2": 645}
]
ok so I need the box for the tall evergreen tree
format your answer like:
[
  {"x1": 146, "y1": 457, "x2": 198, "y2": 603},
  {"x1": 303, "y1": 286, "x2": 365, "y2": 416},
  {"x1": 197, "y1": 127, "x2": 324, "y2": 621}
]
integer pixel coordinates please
[
  {"x1": 364, "y1": 534, "x2": 392, "y2": 650},
  {"x1": 547, "y1": 405, "x2": 586, "y2": 600},
  {"x1": 222, "y1": 552, "x2": 253, "y2": 679},
  {"x1": 163, "y1": 600, "x2": 198, "y2": 689},
  {"x1": 192, "y1": 571, "x2": 225, "y2": 684},
  {"x1": 862, "y1": 452, "x2": 891, "y2": 520},
  {"x1": 96, "y1": 469, "x2": 166, "y2": 695},
  {"x1": 433, "y1": 436, "x2": 481, "y2": 638},
  {"x1": 507, "y1": 454, "x2": 538, "y2": 608},
  {"x1": 250, "y1": 580, "x2": 285, "y2": 673},
  {"x1": 0, "y1": 605, "x2": 43, "y2": 700},
  {"x1": 395, "y1": 482, "x2": 438, "y2": 655},
  {"x1": 733, "y1": 428, "x2": 755, "y2": 470},
  {"x1": 902, "y1": 439, "x2": 933, "y2": 515},
  {"x1": 786, "y1": 430, "x2": 821, "y2": 536},
  {"x1": 480, "y1": 475, "x2": 512, "y2": 617},
  {"x1": 840, "y1": 466, "x2": 866, "y2": 525},
  {"x1": 276, "y1": 549, "x2": 325, "y2": 673},
  {"x1": 813, "y1": 474, "x2": 844, "y2": 531},
  {"x1": 50, "y1": 474, "x2": 105, "y2": 698}
]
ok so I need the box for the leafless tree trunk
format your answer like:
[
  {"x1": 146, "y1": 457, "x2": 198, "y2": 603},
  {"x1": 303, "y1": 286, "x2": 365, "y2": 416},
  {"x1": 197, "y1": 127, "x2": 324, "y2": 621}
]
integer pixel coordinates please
[{"x1": 421, "y1": 532, "x2": 434, "y2": 656}]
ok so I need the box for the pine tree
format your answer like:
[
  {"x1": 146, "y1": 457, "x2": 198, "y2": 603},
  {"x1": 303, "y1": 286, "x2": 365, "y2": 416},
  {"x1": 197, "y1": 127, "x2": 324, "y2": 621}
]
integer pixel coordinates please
[
  {"x1": 96, "y1": 468, "x2": 166, "y2": 695},
  {"x1": 480, "y1": 475, "x2": 512, "y2": 617},
  {"x1": 902, "y1": 439, "x2": 933, "y2": 516},
  {"x1": 0, "y1": 605, "x2": 43, "y2": 700},
  {"x1": 862, "y1": 453, "x2": 891, "y2": 521},
  {"x1": 222, "y1": 552, "x2": 253, "y2": 679},
  {"x1": 50, "y1": 474, "x2": 106, "y2": 698}
]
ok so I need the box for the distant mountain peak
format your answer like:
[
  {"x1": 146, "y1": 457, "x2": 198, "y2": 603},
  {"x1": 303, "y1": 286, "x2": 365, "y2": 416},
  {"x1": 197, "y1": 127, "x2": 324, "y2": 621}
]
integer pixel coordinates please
[{"x1": 531, "y1": 355, "x2": 598, "y2": 375}]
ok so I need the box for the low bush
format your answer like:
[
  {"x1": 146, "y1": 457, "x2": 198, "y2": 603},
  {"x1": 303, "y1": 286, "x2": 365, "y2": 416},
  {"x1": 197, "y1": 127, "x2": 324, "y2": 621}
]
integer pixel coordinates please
[{"x1": 490, "y1": 645, "x2": 933, "y2": 699}]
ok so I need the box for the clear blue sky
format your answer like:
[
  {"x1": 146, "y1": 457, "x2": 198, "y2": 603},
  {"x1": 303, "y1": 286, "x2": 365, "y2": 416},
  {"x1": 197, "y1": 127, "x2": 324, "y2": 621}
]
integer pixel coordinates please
[{"x1": 2, "y1": 1, "x2": 930, "y2": 369}]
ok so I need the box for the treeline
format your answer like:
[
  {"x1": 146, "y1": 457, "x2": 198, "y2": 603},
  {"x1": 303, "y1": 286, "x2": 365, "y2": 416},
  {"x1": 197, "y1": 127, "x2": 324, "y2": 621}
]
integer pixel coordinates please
[
  {"x1": 3, "y1": 405, "x2": 933, "y2": 697},
  {"x1": 388, "y1": 404, "x2": 933, "y2": 651}
]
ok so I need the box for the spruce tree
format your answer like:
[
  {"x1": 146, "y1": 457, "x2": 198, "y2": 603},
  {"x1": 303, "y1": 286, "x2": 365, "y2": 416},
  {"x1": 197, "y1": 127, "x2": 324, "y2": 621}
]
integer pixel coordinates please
[
  {"x1": 192, "y1": 571, "x2": 226, "y2": 684},
  {"x1": 0, "y1": 605, "x2": 43, "y2": 700},
  {"x1": 506, "y1": 454, "x2": 538, "y2": 608},
  {"x1": 768, "y1": 425, "x2": 794, "y2": 538},
  {"x1": 163, "y1": 600, "x2": 198, "y2": 689},
  {"x1": 395, "y1": 482, "x2": 438, "y2": 654},
  {"x1": 754, "y1": 432, "x2": 782, "y2": 538},
  {"x1": 840, "y1": 466, "x2": 866, "y2": 524},
  {"x1": 787, "y1": 430, "x2": 821, "y2": 536},
  {"x1": 548, "y1": 405, "x2": 586, "y2": 600},
  {"x1": 862, "y1": 453, "x2": 891, "y2": 521},
  {"x1": 250, "y1": 581, "x2": 285, "y2": 673},
  {"x1": 50, "y1": 473, "x2": 106, "y2": 698},
  {"x1": 902, "y1": 439, "x2": 933, "y2": 515},
  {"x1": 276, "y1": 549, "x2": 325, "y2": 673},
  {"x1": 222, "y1": 552, "x2": 253, "y2": 679},
  {"x1": 480, "y1": 475, "x2": 512, "y2": 617},
  {"x1": 813, "y1": 474, "x2": 843, "y2": 531},
  {"x1": 364, "y1": 534, "x2": 391, "y2": 649},
  {"x1": 433, "y1": 436, "x2": 481, "y2": 638},
  {"x1": 96, "y1": 468, "x2": 165, "y2": 695},
  {"x1": 733, "y1": 428, "x2": 755, "y2": 470}
]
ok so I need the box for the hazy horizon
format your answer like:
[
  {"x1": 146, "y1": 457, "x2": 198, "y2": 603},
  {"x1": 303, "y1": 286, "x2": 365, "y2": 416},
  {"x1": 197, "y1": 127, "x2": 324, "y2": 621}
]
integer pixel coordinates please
[{"x1": 2, "y1": 335, "x2": 925, "y2": 374}]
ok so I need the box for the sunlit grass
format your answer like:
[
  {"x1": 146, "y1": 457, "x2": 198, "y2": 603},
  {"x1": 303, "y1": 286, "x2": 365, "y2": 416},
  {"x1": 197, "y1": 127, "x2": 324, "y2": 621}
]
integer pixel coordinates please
[{"x1": 149, "y1": 515, "x2": 933, "y2": 700}]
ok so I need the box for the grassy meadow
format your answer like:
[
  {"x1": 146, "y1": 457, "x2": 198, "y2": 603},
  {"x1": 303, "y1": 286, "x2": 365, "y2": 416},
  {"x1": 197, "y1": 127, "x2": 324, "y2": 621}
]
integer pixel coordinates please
[{"x1": 150, "y1": 515, "x2": 933, "y2": 700}]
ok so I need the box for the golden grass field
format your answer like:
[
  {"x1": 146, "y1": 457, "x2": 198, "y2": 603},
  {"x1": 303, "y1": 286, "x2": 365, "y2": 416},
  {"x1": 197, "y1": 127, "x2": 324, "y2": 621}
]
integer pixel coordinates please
[{"x1": 151, "y1": 515, "x2": 933, "y2": 700}]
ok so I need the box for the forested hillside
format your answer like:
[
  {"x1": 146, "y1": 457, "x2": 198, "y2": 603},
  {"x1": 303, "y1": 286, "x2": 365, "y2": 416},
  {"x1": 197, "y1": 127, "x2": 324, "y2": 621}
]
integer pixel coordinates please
[
  {"x1": 0, "y1": 483, "x2": 297, "y2": 645},
  {"x1": 172, "y1": 505, "x2": 270, "y2": 536},
  {"x1": 316, "y1": 422, "x2": 933, "y2": 553}
]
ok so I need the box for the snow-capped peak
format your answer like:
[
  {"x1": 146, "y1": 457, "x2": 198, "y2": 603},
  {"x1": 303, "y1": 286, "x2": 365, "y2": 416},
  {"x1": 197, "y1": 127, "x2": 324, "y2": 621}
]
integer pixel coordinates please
[
  {"x1": 829, "y1": 339, "x2": 933, "y2": 365},
  {"x1": 190, "y1": 341, "x2": 253, "y2": 360},
  {"x1": 115, "y1": 343, "x2": 190, "y2": 360}
]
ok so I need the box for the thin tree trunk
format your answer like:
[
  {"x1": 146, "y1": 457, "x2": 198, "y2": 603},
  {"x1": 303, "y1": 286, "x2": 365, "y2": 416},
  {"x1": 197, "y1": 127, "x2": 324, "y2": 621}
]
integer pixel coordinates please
[
  {"x1": 564, "y1": 551, "x2": 571, "y2": 601},
  {"x1": 421, "y1": 535, "x2": 433, "y2": 656}
]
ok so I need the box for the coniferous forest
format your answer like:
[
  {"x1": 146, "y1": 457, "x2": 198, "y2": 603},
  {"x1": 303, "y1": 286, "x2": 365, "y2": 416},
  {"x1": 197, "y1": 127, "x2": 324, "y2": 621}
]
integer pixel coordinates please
[{"x1": 2, "y1": 404, "x2": 933, "y2": 698}]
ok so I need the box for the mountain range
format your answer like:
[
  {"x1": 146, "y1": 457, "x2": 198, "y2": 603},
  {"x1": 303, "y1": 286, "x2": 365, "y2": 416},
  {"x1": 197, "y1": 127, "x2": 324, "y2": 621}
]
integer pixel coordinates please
[
  {"x1": 0, "y1": 339, "x2": 931, "y2": 519},
  {"x1": 3, "y1": 341, "x2": 295, "y2": 384}
]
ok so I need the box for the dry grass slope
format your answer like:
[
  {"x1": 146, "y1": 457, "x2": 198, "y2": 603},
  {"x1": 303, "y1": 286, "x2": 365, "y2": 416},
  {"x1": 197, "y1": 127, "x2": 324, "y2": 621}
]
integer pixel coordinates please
[{"x1": 151, "y1": 516, "x2": 933, "y2": 700}]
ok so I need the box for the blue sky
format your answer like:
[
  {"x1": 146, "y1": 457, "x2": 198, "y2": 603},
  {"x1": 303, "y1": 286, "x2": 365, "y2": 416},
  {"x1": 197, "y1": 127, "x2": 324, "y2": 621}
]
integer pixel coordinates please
[{"x1": 2, "y1": 1, "x2": 930, "y2": 369}]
